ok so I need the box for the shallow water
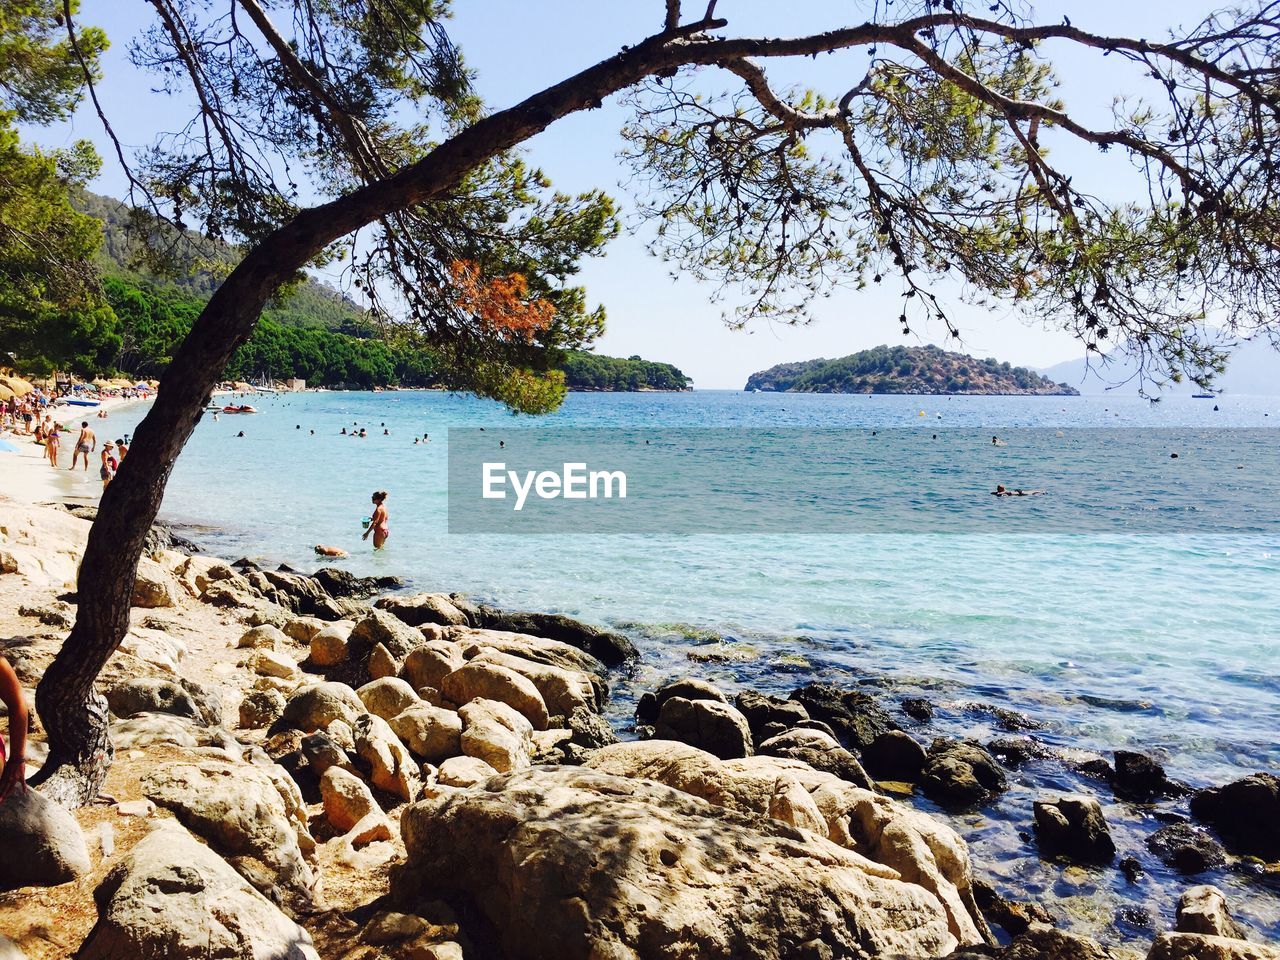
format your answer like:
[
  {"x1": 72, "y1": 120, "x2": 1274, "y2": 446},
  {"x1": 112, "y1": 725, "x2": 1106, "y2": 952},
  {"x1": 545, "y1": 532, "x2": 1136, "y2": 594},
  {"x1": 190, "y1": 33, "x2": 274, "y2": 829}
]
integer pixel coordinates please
[{"x1": 108, "y1": 389, "x2": 1280, "y2": 944}]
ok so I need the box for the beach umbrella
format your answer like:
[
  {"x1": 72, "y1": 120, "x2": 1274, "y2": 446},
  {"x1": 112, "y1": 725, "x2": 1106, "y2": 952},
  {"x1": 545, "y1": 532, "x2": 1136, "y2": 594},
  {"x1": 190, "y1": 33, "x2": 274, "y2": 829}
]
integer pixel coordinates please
[
  {"x1": 91, "y1": 377, "x2": 112, "y2": 389},
  {"x1": 0, "y1": 384, "x2": 14, "y2": 402},
  {"x1": 0, "y1": 375, "x2": 34, "y2": 396},
  {"x1": 232, "y1": 381, "x2": 254, "y2": 391}
]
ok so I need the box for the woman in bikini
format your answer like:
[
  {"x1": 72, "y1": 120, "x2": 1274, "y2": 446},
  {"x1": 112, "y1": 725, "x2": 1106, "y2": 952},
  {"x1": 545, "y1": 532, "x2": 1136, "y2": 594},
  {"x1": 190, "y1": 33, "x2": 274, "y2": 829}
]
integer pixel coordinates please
[
  {"x1": 0, "y1": 655, "x2": 28, "y2": 800},
  {"x1": 45, "y1": 423, "x2": 60, "y2": 468},
  {"x1": 363, "y1": 490, "x2": 390, "y2": 550}
]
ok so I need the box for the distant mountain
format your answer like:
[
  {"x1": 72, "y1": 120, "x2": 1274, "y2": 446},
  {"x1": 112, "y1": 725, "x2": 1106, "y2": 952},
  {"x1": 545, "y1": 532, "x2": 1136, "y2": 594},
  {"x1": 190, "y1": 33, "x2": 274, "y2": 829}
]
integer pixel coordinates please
[
  {"x1": 75, "y1": 190, "x2": 371, "y2": 333},
  {"x1": 1040, "y1": 341, "x2": 1280, "y2": 395},
  {"x1": 745, "y1": 345, "x2": 1078, "y2": 396}
]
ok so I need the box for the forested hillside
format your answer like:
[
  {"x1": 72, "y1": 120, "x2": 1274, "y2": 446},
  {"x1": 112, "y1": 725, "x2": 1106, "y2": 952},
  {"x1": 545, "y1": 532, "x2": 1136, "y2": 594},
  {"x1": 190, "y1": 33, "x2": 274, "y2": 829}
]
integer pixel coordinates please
[
  {"x1": 746, "y1": 345, "x2": 1077, "y2": 395},
  {"x1": 561, "y1": 351, "x2": 691, "y2": 391}
]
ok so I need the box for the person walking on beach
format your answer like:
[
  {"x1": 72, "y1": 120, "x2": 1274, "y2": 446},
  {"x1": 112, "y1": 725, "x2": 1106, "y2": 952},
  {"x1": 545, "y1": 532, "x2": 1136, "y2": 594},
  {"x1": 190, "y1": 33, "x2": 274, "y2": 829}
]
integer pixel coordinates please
[
  {"x1": 70, "y1": 421, "x2": 96, "y2": 471},
  {"x1": 45, "y1": 423, "x2": 60, "y2": 468},
  {"x1": 363, "y1": 491, "x2": 390, "y2": 550},
  {"x1": 0, "y1": 655, "x2": 28, "y2": 800}
]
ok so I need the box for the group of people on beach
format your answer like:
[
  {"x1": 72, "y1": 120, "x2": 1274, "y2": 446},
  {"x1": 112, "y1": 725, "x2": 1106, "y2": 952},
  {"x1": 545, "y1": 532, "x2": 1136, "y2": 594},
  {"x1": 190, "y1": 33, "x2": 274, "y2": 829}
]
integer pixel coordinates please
[{"x1": 28, "y1": 420, "x2": 128, "y2": 487}]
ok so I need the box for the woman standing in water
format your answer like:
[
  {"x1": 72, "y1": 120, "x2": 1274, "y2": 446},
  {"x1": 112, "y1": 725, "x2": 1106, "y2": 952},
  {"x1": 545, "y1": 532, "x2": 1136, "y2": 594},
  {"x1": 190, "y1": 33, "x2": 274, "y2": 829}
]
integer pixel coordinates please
[{"x1": 363, "y1": 490, "x2": 390, "y2": 550}]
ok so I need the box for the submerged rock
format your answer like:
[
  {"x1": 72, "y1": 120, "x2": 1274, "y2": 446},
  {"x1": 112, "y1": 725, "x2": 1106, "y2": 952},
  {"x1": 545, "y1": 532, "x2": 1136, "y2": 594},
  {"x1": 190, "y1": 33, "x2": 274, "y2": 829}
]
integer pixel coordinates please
[
  {"x1": 972, "y1": 879, "x2": 1055, "y2": 938},
  {"x1": 0, "y1": 787, "x2": 91, "y2": 891},
  {"x1": 788, "y1": 683, "x2": 899, "y2": 750},
  {"x1": 399, "y1": 766, "x2": 971, "y2": 960},
  {"x1": 920, "y1": 739, "x2": 1008, "y2": 807},
  {"x1": 1191, "y1": 773, "x2": 1280, "y2": 860},
  {"x1": 862, "y1": 730, "x2": 927, "y2": 783},
  {"x1": 1147, "y1": 823, "x2": 1228, "y2": 874},
  {"x1": 1032, "y1": 794, "x2": 1116, "y2": 865},
  {"x1": 77, "y1": 821, "x2": 319, "y2": 960},
  {"x1": 1113, "y1": 750, "x2": 1187, "y2": 802}
]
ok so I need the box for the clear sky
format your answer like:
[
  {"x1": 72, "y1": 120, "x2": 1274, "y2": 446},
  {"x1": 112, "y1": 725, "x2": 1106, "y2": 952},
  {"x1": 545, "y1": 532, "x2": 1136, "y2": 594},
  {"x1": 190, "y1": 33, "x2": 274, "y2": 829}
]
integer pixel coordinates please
[{"x1": 31, "y1": 1, "x2": 1228, "y2": 388}]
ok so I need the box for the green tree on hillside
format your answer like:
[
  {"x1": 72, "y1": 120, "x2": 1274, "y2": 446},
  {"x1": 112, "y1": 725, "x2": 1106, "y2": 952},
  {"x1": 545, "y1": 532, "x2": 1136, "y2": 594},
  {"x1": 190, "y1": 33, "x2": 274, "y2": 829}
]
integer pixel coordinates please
[{"x1": 0, "y1": 1, "x2": 109, "y2": 375}]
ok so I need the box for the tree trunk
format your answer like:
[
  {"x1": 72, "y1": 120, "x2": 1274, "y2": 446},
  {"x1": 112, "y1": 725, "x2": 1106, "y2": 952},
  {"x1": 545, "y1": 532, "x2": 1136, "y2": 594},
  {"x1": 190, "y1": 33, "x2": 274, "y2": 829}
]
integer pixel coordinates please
[{"x1": 33, "y1": 29, "x2": 689, "y2": 806}]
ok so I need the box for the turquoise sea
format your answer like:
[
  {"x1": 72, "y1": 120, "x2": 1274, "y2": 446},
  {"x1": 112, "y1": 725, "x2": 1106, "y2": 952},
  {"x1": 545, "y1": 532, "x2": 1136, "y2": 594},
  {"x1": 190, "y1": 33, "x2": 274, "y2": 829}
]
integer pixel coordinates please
[{"x1": 112, "y1": 389, "x2": 1280, "y2": 942}]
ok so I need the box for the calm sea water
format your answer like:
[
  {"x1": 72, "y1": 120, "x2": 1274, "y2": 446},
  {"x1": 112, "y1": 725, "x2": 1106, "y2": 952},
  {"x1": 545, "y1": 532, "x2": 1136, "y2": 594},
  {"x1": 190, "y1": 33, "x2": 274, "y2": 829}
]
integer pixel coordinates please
[{"x1": 112, "y1": 389, "x2": 1280, "y2": 940}]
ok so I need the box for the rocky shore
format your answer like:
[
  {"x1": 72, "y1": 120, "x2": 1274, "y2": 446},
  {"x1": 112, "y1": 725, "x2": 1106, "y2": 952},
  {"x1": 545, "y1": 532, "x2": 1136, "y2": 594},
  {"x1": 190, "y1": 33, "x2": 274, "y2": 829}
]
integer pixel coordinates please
[{"x1": 1, "y1": 489, "x2": 1277, "y2": 959}]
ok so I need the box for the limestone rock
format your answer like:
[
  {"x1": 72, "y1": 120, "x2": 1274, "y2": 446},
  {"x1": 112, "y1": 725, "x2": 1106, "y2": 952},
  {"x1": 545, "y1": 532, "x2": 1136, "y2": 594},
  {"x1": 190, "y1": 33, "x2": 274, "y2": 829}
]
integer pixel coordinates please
[
  {"x1": 368, "y1": 642, "x2": 400, "y2": 681},
  {"x1": 282, "y1": 617, "x2": 325, "y2": 644},
  {"x1": 131, "y1": 559, "x2": 181, "y2": 608},
  {"x1": 357, "y1": 676, "x2": 419, "y2": 721},
  {"x1": 653, "y1": 696, "x2": 753, "y2": 760},
  {"x1": 757, "y1": 727, "x2": 873, "y2": 790},
  {"x1": 389, "y1": 703, "x2": 463, "y2": 763},
  {"x1": 0, "y1": 933, "x2": 25, "y2": 959},
  {"x1": 1191, "y1": 773, "x2": 1280, "y2": 860},
  {"x1": 1147, "y1": 823, "x2": 1228, "y2": 874},
  {"x1": 734, "y1": 690, "x2": 809, "y2": 740},
  {"x1": 348, "y1": 610, "x2": 423, "y2": 662},
  {"x1": 105, "y1": 676, "x2": 222, "y2": 727},
  {"x1": 921, "y1": 738, "x2": 1008, "y2": 807},
  {"x1": 142, "y1": 757, "x2": 316, "y2": 914},
  {"x1": 470, "y1": 647, "x2": 599, "y2": 717},
  {"x1": 441, "y1": 661, "x2": 549, "y2": 731},
  {"x1": 400, "y1": 767, "x2": 968, "y2": 960},
  {"x1": 300, "y1": 730, "x2": 352, "y2": 776},
  {"x1": 320, "y1": 767, "x2": 379, "y2": 832},
  {"x1": 0, "y1": 787, "x2": 91, "y2": 891},
  {"x1": 276, "y1": 681, "x2": 364, "y2": 733},
  {"x1": 402, "y1": 641, "x2": 466, "y2": 692},
  {"x1": 469, "y1": 607, "x2": 637, "y2": 665},
  {"x1": 1033, "y1": 794, "x2": 1116, "y2": 864},
  {"x1": 566, "y1": 704, "x2": 617, "y2": 749},
  {"x1": 377, "y1": 592, "x2": 470, "y2": 627},
  {"x1": 450, "y1": 626, "x2": 607, "y2": 680},
  {"x1": 238, "y1": 624, "x2": 287, "y2": 650},
  {"x1": 77, "y1": 821, "x2": 319, "y2": 960},
  {"x1": 354, "y1": 713, "x2": 422, "y2": 801},
  {"x1": 251, "y1": 648, "x2": 301, "y2": 680},
  {"x1": 309, "y1": 625, "x2": 350, "y2": 666},
  {"x1": 1148, "y1": 933, "x2": 1280, "y2": 960},
  {"x1": 437, "y1": 756, "x2": 498, "y2": 787},
  {"x1": 1176, "y1": 886, "x2": 1245, "y2": 940},
  {"x1": 458, "y1": 699, "x2": 533, "y2": 773},
  {"x1": 239, "y1": 688, "x2": 287, "y2": 729},
  {"x1": 789, "y1": 682, "x2": 899, "y2": 750}
]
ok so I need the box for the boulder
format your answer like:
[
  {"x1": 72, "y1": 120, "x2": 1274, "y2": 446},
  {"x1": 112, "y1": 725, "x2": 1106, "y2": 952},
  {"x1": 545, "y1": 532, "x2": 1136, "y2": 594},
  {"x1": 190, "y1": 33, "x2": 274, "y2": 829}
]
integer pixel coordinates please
[
  {"x1": 971, "y1": 879, "x2": 1054, "y2": 938},
  {"x1": 239, "y1": 688, "x2": 287, "y2": 729},
  {"x1": 309, "y1": 625, "x2": 350, "y2": 666},
  {"x1": 311, "y1": 566, "x2": 401, "y2": 600},
  {"x1": 0, "y1": 787, "x2": 91, "y2": 891},
  {"x1": 348, "y1": 610, "x2": 423, "y2": 662},
  {"x1": 1114, "y1": 750, "x2": 1186, "y2": 802},
  {"x1": 282, "y1": 617, "x2": 325, "y2": 644},
  {"x1": 77, "y1": 821, "x2": 319, "y2": 960},
  {"x1": 1147, "y1": 933, "x2": 1280, "y2": 960},
  {"x1": 1032, "y1": 794, "x2": 1116, "y2": 864},
  {"x1": 389, "y1": 703, "x2": 463, "y2": 763},
  {"x1": 1147, "y1": 823, "x2": 1228, "y2": 874},
  {"x1": 471, "y1": 607, "x2": 637, "y2": 665},
  {"x1": 469, "y1": 647, "x2": 600, "y2": 716},
  {"x1": 237, "y1": 624, "x2": 287, "y2": 650},
  {"x1": 320, "y1": 767, "x2": 380, "y2": 832},
  {"x1": 104, "y1": 676, "x2": 222, "y2": 727},
  {"x1": 437, "y1": 756, "x2": 499, "y2": 787},
  {"x1": 734, "y1": 690, "x2": 809, "y2": 740},
  {"x1": 300, "y1": 730, "x2": 352, "y2": 776},
  {"x1": 566, "y1": 704, "x2": 618, "y2": 749},
  {"x1": 377, "y1": 592, "x2": 470, "y2": 627},
  {"x1": 653, "y1": 696, "x2": 753, "y2": 760},
  {"x1": 458, "y1": 699, "x2": 534, "y2": 773},
  {"x1": 399, "y1": 767, "x2": 970, "y2": 960},
  {"x1": 131, "y1": 559, "x2": 181, "y2": 608},
  {"x1": 368, "y1": 642, "x2": 399, "y2": 681},
  {"x1": 357, "y1": 677, "x2": 419, "y2": 721},
  {"x1": 354, "y1": 713, "x2": 422, "y2": 801},
  {"x1": 450, "y1": 627, "x2": 607, "y2": 680},
  {"x1": 1176, "y1": 886, "x2": 1245, "y2": 940},
  {"x1": 402, "y1": 641, "x2": 466, "y2": 692},
  {"x1": 250, "y1": 648, "x2": 301, "y2": 681},
  {"x1": 862, "y1": 730, "x2": 928, "y2": 783},
  {"x1": 441, "y1": 661, "x2": 549, "y2": 731},
  {"x1": 788, "y1": 683, "x2": 899, "y2": 750},
  {"x1": 275, "y1": 682, "x2": 364, "y2": 733},
  {"x1": 951, "y1": 929, "x2": 1115, "y2": 959},
  {"x1": 757, "y1": 728, "x2": 873, "y2": 790},
  {"x1": 1191, "y1": 773, "x2": 1280, "y2": 860},
  {"x1": 920, "y1": 738, "x2": 1008, "y2": 807},
  {"x1": 142, "y1": 757, "x2": 316, "y2": 914}
]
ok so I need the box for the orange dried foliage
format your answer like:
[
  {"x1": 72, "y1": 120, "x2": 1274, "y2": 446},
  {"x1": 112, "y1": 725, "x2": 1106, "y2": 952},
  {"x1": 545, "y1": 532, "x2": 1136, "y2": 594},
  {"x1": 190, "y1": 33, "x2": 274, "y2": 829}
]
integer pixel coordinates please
[{"x1": 449, "y1": 259, "x2": 556, "y2": 341}]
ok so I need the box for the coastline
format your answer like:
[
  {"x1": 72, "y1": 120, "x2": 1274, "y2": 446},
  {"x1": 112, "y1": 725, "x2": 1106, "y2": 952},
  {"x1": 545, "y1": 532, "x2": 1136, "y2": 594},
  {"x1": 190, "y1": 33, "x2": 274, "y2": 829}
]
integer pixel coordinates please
[{"x1": 1, "y1": 397, "x2": 1278, "y2": 958}]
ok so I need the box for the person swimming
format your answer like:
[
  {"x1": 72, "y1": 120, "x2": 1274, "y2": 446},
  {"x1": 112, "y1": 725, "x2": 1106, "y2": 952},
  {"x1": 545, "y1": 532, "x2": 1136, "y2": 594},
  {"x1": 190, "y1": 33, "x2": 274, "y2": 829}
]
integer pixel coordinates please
[
  {"x1": 992, "y1": 485, "x2": 1046, "y2": 497},
  {"x1": 363, "y1": 491, "x2": 390, "y2": 550}
]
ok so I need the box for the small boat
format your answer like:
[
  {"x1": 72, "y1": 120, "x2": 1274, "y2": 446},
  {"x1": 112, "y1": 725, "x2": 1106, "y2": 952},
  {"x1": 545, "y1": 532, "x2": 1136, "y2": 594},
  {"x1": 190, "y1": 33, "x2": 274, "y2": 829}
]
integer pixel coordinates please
[
  {"x1": 222, "y1": 404, "x2": 258, "y2": 414},
  {"x1": 66, "y1": 398, "x2": 100, "y2": 407},
  {"x1": 1192, "y1": 393, "x2": 1217, "y2": 399}
]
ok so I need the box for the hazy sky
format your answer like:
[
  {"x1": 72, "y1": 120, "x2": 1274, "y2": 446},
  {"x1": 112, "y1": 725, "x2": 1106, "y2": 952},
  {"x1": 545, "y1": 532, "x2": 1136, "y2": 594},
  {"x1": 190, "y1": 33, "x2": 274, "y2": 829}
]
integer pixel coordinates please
[{"x1": 31, "y1": 1, "x2": 1227, "y2": 387}]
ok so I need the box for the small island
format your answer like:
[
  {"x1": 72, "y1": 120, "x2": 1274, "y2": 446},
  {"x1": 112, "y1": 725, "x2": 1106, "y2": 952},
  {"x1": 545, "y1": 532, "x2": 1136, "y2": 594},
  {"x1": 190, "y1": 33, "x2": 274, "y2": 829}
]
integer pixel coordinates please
[{"x1": 745, "y1": 345, "x2": 1078, "y2": 396}]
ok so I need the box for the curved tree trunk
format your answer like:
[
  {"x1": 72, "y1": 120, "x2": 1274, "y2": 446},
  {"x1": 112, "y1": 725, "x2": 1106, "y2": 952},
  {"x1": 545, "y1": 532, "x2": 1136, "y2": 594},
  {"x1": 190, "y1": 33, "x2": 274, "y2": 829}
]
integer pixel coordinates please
[{"x1": 33, "y1": 29, "x2": 689, "y2": 806}]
